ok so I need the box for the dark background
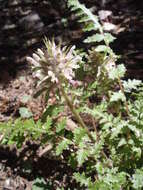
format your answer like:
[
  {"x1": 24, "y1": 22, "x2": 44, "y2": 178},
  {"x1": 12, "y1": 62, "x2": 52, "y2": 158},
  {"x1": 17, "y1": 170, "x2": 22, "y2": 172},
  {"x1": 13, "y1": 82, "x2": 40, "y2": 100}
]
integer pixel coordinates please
[{"x1": 0, "y1": 0, "x2": 143, "y2": 79}]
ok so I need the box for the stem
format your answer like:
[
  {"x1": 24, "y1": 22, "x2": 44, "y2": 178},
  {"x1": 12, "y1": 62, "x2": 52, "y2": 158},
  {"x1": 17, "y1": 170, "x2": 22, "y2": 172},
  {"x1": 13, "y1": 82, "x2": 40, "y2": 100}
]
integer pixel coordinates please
[
  {"x1": 92, "y1": 117, "x2": 99, "y2": 141},
  {"x1": 117, "y1": 77, "x2": 130, "y2": 116},
  {"x1": 59, "y1": 82, "x2": 95, "y2": 141},
  {"x1": 59, "y1": 82, "x2": 111, "y2": 162}
]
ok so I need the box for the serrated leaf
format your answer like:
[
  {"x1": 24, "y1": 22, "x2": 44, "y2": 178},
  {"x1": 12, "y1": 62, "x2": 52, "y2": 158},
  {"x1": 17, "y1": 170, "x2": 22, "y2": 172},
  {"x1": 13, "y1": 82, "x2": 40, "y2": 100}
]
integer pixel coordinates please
[
  {"x1": 95, "y1": 45, "x2": 111, "y2": 53},
  {"x1": 104, "y1": 33, "x2": 116, "y2": 43},
  {"x1": 132, "y1": 147, "x2": 141, "y2": 158},
  {"x1": 41, "y1": 105, "x2": 64, "y2": 122},
  {"x1": 123, "y1": 79, "x2": 142, "y2": 93},
  {"x1": 42, "y1": 117, "x2": 52, "y2": 132},
  {"x1": 78, "y1": 15, "x2": 90, "y2": 23},
  {"x1": 84, "y1": 34, "x2": 104, "y2": 43},
  {"x1": 74, "y1": 172, "x2": 92, "y2": 187},
  {"x1": 32, "y1": 177, "x2": 47, "y2": 190},
  {"x1": 73, "y1": 127, "x2": 87, "y2": 144},
  {"x1": 118, "y1": 138, "x2": 127, "y2": 147},
  {"x1": 95, "y1": 162, "x2": 104, "y2": 174},
  {"x1": 77, "y1": 148, "x2": 88, "y2": 166},
  {"x1": 56, "y1": 138, "x2": 72, "y2": 156},
  {"x1": 110, "y1": 91, "x2": 126, "y2": 102},
  {"x1": 83, "y1": 23, "x2": 98, "y2": 32},
  {"x1": 132, "y1": 168, "x2": 143, "y2": 189},
  {"x1": 110, "y1": 120, "x2": 126, "y2": 139},
  {"x1": 56, "y1": 118, "x2": 66, "y2": 133},
  {"x1": 109, "y1": 64, "x2": 126, "y2": 79}
]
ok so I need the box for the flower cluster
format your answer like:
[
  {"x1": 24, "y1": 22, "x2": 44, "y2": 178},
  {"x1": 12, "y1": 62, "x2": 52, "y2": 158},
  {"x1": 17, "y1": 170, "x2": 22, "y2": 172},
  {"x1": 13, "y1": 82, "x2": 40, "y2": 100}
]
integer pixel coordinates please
[{"x1": 26, "y1": 39, "x2": 81, "y2": 85}]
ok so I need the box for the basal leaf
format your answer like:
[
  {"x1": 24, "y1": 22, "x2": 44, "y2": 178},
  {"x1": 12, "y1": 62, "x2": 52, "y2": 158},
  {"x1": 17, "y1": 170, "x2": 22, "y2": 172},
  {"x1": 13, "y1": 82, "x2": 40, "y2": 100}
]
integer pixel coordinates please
[
  {"x1": 56, "y1": 118, "x2": 66, "y2": 133},
  {"x1": 19, "y1": 107, "x2": 33, "y2": 118},
  {"x1": 56, "y1": 138, "x2": 72, "y2": 156},
  {"x1": 77, "y1": 148, "x2": 88, "y2": 166},
  {"x1": 74, "y1": 172, "x2": 92, "y2": 187}
]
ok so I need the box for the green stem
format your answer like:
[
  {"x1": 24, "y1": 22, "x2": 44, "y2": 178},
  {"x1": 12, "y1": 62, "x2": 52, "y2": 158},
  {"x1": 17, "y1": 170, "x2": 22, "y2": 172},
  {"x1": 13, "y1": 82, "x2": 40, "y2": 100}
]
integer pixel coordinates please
[
  {"x1": 59, "y1": 82, "x2": 94, "y2": 141},
  {"x1": 58, "y1": 79, "x2": 111, "y2": 165}
]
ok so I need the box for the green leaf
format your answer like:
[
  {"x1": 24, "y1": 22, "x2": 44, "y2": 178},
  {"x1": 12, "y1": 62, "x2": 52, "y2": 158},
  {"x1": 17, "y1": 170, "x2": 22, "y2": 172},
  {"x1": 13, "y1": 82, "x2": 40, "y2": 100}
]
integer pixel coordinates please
[
  {"x1": 73, "y1": 127, "x2": 87, "y2": 144},
  {"x1": 95, "y1": 45, "x2": 111, "y2": 53},
  {"x1": 78, "y1": 15, "x2": 90, "y2": 23},
  {"x1": 42, "y1": 117, "x2": 52, "y2": 132},
  {"x1": 56, "y1": 118, "x2": 66, "y2": 133},
  {"x1": 74, "y1": 172, "x2": 92, "y2": 187},
  {"x1": 32, "y1": 177, "x2": 48, "y2": 190},
  {"x1": 110, "y1": 120, "x2": 127, "y2": 139},
  {"x1": 132, "y1": 147, "x2": 142, "y2": 158},
  {"x1": 21, "y1": 95, "x2": 31, "y2": 103},
  {"x1": 109, "y1": 64, "x2": 126, "y2": 79},
  {"x1": 56, "y1": 138, "x2": 72, "y2": 156},
  {"x1": 104, "y1": 33, "x2": 116, "y2": 44},
  {"x1": 19, "y1": 107, "x2": 33, "y2": 118},
  {"x1": 41, "y1": 105, "x2": 64, "y2": 122},
  {"x1": 83, "y1": 23, "x2": 98, "y2": 32},
  {"x1": 41, "y1": 105, "x2": 55, "y2": 122},
  {"x1": 95, "y1": 162, "x2": 104, "y2": 174},
  {"x1": 123, "y1": 79, "x2": 142, "y2": 92},
  {"x1": 77, "y1": 148, "x2": 88, "y2": 166},
  {"x1": 132, "y1": 168, "x2": 143, "y2": 189},
  {"x1": 110, "y1": 91, "x2": 126, "y2": 102},
  {"x1": 84, "y1": 34, "x2": 104, "y2": 43},
  {"x1": 118, "y1": 138, "x2": 127, "y2": 147}
]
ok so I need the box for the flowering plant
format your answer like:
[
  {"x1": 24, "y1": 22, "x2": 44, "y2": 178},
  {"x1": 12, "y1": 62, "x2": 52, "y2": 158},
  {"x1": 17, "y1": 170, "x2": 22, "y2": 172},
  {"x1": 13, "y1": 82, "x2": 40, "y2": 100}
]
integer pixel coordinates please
[
  {"x1": 27, "y1": 38, "x2": 91, "y2": 137},
  {"x1": 1, "y1": 1, "x2": 141, "y2": 189},
  {"x1": 26, "y1": 38, "x2": 81, "y2": 85}
]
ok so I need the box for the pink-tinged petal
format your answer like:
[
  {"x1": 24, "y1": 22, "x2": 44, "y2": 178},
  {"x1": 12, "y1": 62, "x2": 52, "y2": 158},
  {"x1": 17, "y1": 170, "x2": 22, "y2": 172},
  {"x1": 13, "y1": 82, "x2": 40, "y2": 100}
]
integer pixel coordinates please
[
  {"x1": 32, "y1": 53, "x2": 40, "y2": 62},
  {"x1": 64, "y1": 68, "x2": 74, "y2": 80},
  {"x1": 26, "y1": 57, "x2": 39, "y2": 67},
  {"x1": 66, "y1": 46, "x2": 75, "y2": 57},
  {"x1": 51, "y1": 77, "x2": 58, "y2": 83},
  {"x1": 48, "y1": 70, "x2": 58, "y2": 83},
  {"x1": 37, "y1": 48, "x2": 44, "y2": 56},
  {"x1": 71, "y1": 63, "x2": 80, "y2": 69},
  {"x1": 33, "y1": 70, "x2": 44, "y2": 80},
  {"x1": 69, "y1": 80, "x2": 82, "y2": 87},
  {"x1": 103, "y1": 22, "x2": 117, "y2": 31},
  {"x1": 105, "y1": 60, "x2": 115, "y2": 72}
]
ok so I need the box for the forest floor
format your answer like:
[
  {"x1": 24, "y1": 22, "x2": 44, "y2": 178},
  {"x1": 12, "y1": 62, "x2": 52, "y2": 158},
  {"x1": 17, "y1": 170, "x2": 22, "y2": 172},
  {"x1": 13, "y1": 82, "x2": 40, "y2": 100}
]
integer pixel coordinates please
[{"x1": 0, "y1": 0, "x2": 143, "y2": 189}]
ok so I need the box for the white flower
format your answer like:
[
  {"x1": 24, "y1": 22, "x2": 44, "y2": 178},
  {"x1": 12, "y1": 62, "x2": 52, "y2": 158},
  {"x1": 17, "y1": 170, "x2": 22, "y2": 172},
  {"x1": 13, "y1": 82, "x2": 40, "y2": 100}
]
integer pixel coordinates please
[
  {"x1": 26, "y1": 39, "x2": 81, "y2": 85},
  {"x1": 103, "y1": 22, "x2": 117, "y2": 31},
  {"x1": 32, "y1": 53, "x2": 40, "y2": 62},
  {"x1": 37, "y1": 48, "x2": 44, "y2": 56},
  {"x1": 48, "y1": 71, "x2": 58, "y2": 83},
  {"x1": 33, "y1": 70, "x2": 44, "y2": 80},
  {"x1": 26, "y1": 56, "x2": 40, "y2": 67},
  {"x1": 98, "y1": 10, "x2": 112, "y2": 21}
]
